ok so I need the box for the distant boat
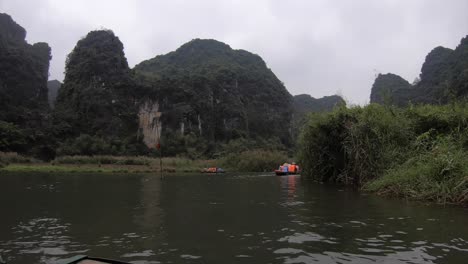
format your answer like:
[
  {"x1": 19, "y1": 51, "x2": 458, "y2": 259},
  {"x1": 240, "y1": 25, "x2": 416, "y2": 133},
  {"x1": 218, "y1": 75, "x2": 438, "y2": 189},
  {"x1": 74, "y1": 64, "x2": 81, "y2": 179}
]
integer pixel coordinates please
[
  {"x1": 57, "y1": 255, "x2": 130, "y2": 264},
  {"x1": 201, "y1": 167, "x2": 225, "y2": 173}
]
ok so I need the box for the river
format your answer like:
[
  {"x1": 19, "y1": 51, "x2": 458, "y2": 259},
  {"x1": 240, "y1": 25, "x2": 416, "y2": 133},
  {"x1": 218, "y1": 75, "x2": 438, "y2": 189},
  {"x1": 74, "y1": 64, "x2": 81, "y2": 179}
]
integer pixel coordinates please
[{"x1": 0, "y1": 172, "x2": 467, "y2": 264}]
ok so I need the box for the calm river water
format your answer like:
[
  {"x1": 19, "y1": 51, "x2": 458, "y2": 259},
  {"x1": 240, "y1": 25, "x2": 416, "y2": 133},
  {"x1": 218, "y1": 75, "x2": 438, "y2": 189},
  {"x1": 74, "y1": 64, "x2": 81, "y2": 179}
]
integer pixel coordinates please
[{"x1": 0, "y1": 172, "x2": 467, "y2": 264}]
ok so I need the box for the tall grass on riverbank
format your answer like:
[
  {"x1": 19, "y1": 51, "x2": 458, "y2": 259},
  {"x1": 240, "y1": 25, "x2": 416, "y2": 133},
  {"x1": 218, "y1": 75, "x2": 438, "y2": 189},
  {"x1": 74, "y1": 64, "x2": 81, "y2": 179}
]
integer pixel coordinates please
[
  {"x1": 220, "y1": 149, "x2": 288, "y2": 172},
  {"x1": 1, "y1": 155, "x2": 217, "y2": 173},
  {"x1": 298, "y1": 102, "x2": 468, "y2": 205},
  {"x1": 0, "y1": 152, "x2": 38, "y2": 166},
  {"x1": 52, "y1": 155, "x2": 153, "y2": 165}
]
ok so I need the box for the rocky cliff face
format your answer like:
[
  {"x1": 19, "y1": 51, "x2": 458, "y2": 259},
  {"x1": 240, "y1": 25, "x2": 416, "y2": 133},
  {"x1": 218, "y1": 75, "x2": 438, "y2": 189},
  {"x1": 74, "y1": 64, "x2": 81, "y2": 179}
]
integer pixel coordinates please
[
  {"x1": 0, "y1": 13, "x2": 51, "y2": 125},
  {"x1": 134, "y1": 39, "x2": 293, "y2": 152},
  {"x1": 53, "y1": 30, "x2": 140, "y2": 152},
  {"x1": 138, "y1": 101, "x2": 161, "y2": 148},
  {"x1": 370, "y1": 35, "x2": 468, "y2": 106}
]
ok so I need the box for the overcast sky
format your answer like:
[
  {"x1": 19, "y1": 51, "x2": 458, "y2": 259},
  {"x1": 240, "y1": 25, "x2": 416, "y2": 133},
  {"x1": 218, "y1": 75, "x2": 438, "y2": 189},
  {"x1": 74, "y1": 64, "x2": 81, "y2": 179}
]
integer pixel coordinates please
[{"x1": 2, "y1": 0, "x2": 467, "y2": 104}]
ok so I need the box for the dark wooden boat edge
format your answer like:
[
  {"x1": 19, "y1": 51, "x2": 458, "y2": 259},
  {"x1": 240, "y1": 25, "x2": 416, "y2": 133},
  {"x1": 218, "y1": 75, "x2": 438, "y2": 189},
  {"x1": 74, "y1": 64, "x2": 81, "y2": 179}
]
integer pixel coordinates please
[{"x1": 57, "y1": 255, "x2": 131, "y2": 264}]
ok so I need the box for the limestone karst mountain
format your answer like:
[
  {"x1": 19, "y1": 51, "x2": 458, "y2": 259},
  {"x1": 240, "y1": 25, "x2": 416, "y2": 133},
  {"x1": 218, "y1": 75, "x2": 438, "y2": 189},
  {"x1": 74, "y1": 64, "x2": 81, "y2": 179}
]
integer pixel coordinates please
[
  {"x1": 370, "y1": 35, "x2": 468, "y2": 106},
  {"x1": 133, "y1": 39, "x2": 294, "y2": 155},
  {"x1": 0, "y1": 13, "x2": 52, "y2": 156}
]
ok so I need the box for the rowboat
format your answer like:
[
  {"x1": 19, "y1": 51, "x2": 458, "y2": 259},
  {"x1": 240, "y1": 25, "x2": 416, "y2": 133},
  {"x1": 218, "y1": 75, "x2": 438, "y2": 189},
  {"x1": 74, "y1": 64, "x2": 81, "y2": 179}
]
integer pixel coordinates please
[
  {"x1": 201, "y1": 167, "x2": 225, "y2": 173},
  {"x1": 57, "y1": 255, "x2": 130, "y2": 264},
  {"x1": 274, "y1": 170, "x2": 299, "y2": 176}
]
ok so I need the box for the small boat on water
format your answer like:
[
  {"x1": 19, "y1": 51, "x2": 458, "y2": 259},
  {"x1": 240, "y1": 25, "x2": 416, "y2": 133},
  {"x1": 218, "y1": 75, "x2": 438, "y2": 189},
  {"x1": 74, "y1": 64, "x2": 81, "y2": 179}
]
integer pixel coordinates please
[
  {"x1": 275, "y1": 162, "x2": 300, "y2": 176},
  {"x1": 274, "y1": 170, "x2": 300, "y2": 176},
  {"x1": 57, "y1": 255, "x2": 130, "y2": 264},
  {"x1": 201, "y1": 167, "x2": 225, "y2": 173}
]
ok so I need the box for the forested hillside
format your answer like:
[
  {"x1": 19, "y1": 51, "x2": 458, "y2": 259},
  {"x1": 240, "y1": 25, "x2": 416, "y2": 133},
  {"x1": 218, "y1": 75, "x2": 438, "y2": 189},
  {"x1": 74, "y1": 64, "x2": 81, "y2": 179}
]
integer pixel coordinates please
[{"x1": 134, "y1": 39, "x2": 294, "y2": 155}]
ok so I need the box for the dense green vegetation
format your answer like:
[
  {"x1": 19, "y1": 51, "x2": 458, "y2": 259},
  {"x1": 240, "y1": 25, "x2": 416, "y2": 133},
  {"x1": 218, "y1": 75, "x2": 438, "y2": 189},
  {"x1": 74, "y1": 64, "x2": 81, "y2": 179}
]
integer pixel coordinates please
[
  {"x1": 292, "y1": 94, "x2": 345, "y2": 140},
  {"x1": 47, "y1": 80, "x2": 61, "y2": 108},
  {"x1": 134, "y1": 39, "x2": 294, "y2": 154},
  {"x1": 53, "y1": 30, "x2": 146, "y2": 156},
  {"x1": 370, "y1": 36, "x2": 468, "y2": 106},
  {"x1": 298, "y1": 103, "x2": 468, "y2": 205}
]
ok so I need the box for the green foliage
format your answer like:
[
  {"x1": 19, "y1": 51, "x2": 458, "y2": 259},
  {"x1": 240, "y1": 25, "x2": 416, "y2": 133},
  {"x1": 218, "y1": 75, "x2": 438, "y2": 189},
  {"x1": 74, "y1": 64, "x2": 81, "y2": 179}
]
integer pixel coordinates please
[
  {"x1": 220, "y1": 149, "x2": 288, "y2": 172},
  {"x1": 56, "y1": 134, "x2": 146, "y2": 156},
  {"x1": 0, "y1": 121, "x2": 28, "y2": 151},
  {"x1": 134, "y1": 39, "x2": 294, "y2": 153},
  {"x1": 52, "y1": 155, "x2": 152, "y2": 165},
  {"x1": 298, "y1": 102, "x2": 468, "y2": 204},
  {"x1": 0, "y1": 152, "x2": 38, "y2": 164},
  {"x1": 0, "y1": 13, "x2": 52, "y2": 159},
  {"x1": 52, "y1": 30, "x2": 145, "y2": 156},
  {"x1": 292, "y1": 94, "x2": 345, "y2": 142},
  {"x1": 47, "y1": 80, "x2": 61, "y2": 108},
  {"x1": 366, "y1": 136, "x2": 468, "y2": 205}
]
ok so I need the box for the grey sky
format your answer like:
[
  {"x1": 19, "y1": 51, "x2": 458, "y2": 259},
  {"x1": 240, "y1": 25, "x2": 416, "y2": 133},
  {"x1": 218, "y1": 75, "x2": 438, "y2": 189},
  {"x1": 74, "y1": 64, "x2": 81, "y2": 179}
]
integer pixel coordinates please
[{"x1": 2, "y1": 0, "x2": 467, "y2": 104}]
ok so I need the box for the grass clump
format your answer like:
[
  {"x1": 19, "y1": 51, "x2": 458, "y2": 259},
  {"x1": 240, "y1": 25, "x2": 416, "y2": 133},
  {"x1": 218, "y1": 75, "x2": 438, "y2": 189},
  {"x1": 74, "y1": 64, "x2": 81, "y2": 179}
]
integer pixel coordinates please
[
  {"x1": 365, "y1": 136, "x2": 468, "y2": 204},
  {"x1": 298, "y1": 102, "x2": 468, "y2": 205},
  {"x1": 220, "y1": 149, "x2": 288, "y2": 172}
]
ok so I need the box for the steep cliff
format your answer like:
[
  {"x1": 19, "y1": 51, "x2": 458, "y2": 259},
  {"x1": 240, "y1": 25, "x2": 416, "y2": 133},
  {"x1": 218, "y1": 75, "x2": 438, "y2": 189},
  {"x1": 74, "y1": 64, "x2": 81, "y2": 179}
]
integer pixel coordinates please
[
  {"x1": 370, "y1": 35, "x2": 468, "y2": 106},
  {"x1": 134, "y1": 39, "x2": 293, "y2": 154},
  {"x1": 53, "y1": 30, "x2": 143, "y2": 155},
  {"x1": 0, "y1": 13, "x2": 52, "y2": 155}
]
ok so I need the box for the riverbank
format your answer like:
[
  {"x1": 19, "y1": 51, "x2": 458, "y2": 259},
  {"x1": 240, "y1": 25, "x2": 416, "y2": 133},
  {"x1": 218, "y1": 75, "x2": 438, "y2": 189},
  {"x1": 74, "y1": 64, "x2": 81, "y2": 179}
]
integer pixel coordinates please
[
  {"x1": 298, "y1": 102, "x2": 468, "y2": 206},
  {"x1": 0, "y1": 154, "x2": 217, "y2": 173},
  {"x1": 2, "y1": 164, "x2": 172, "y2": 173},
  {"x1": 0, "y1": 150, "x2": 289, "y2": 173}
]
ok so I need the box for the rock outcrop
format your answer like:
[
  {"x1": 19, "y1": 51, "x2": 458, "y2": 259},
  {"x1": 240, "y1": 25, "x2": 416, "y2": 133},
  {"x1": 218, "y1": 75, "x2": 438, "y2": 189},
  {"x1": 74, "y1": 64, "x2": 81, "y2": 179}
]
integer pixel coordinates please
[{"x1": 138, "y1": 101, "x2": 162, "y2": 148}]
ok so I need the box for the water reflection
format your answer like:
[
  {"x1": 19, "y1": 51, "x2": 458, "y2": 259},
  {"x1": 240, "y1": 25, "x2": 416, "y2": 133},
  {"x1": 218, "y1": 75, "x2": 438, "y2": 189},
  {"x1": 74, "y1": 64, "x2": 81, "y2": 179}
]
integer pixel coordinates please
[{"x1": 0, "y1": 172, "x2": 467, "y2": 263}]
